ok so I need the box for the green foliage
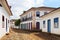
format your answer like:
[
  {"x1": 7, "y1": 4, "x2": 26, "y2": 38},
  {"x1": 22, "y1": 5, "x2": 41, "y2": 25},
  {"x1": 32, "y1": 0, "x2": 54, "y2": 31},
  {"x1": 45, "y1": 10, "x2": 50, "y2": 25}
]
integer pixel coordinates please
[{"x1": 15, "y1": 19, "x2": 21, "y2": 26}]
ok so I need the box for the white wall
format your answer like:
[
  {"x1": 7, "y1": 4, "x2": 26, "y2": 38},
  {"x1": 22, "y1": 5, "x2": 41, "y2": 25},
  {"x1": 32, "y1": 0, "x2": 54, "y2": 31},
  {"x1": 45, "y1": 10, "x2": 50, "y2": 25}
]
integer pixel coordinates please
[
  {"x1": 40, "y1": 11, "x2": 60, "y2": 35},
  {"x1": 0, "y1": 7, "x2": 10, "y2": 39},
  {"x1": 35, "y1": 10, "x2": 50, "y2": 30},
  {"x1": 35, "y1": 10, "x2": 49, "y2": 19}
]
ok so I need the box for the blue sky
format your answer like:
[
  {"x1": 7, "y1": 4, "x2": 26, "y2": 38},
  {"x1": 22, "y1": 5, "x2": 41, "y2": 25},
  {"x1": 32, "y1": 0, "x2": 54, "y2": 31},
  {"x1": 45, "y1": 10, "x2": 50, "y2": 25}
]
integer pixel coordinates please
[
  {"x1": 7, "y1": 0, "x2": 60, "y2": 19},
  {"x1": 44, "y1": 0, "x2": 60, "y2": 7}
]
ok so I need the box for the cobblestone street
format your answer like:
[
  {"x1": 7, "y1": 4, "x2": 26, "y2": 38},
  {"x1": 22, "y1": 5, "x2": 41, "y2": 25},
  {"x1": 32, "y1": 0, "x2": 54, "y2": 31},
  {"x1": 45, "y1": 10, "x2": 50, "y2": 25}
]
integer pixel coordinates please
[
  {"x1": 1, "y1": 28, "x2": 60, "y2": 40},
  {"x1": 1, "y1": 28, "x2": 44, "y2": 40}
]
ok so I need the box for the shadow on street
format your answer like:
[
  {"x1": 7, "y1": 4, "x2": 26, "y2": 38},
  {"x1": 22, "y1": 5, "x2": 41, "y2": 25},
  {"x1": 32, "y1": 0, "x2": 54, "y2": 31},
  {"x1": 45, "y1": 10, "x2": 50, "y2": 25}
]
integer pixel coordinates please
[{"x1": 11, "y1": 28, "x2": 60, "y2": 40}]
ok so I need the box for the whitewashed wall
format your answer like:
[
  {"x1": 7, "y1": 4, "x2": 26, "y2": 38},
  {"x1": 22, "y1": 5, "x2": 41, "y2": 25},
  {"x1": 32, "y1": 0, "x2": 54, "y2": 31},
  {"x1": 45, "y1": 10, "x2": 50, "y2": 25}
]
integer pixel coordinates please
[
  {"x1": 35, "y1": 10, "x2": 50, "y2": 30},
  {"x1": 40, "y1": 10, "x2": 60, "y2": 35},
  {"x1": 0, "y1": 7, "x2": 10, "y2": 38}
]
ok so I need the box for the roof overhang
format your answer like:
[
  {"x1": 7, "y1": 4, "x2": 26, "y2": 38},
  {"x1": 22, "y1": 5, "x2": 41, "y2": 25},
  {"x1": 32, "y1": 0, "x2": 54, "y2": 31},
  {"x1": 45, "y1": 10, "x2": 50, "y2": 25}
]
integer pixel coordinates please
[
  {"x1": 0, "y1": 0, "x2": 12, "y2": 16},
  {"x1": 40, "y1": 8, "x2": 60, "y2": 18},
  {"x1": 20, "y1": 7, "x2": 56, "y2": 17}
]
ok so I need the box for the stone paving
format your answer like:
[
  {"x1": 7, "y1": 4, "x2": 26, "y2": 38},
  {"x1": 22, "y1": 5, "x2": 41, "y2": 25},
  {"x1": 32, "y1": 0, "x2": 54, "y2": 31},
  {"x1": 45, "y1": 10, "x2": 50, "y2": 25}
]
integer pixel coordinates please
[
  {"x1": 1, "y1": 28, "x2": 44, "y2": 40},
  {"x1": 1, "y1": 28, "x2": 60, "y2": 40}
]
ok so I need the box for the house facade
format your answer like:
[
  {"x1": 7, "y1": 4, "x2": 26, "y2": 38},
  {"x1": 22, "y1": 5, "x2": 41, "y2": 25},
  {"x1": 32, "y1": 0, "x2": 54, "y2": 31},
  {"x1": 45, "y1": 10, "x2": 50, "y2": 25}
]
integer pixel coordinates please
[
  {"x1": 10, "y1": 19, "x2": 16, "y2": 28},
  {"x1": 0, "y1": 0, "x2": 12, "y2": 39},
  {"x1": 20, "y1": 7, "x2": 56, "y2": 30},
  {"x1": 40, "y1": 8, "x2": 60, "y2": 35},
  {"x1": 10, "y1": 19, "x2": 19, "y2": 28}
]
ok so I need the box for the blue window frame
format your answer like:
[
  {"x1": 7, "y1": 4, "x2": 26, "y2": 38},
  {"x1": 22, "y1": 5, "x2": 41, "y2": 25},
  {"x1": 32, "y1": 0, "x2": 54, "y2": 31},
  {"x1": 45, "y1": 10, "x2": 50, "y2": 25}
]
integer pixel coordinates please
[
  {"x1": 36, "y1": 11, "x2": 40, "y2": 17},
  {"x1": 43, "y1": 21, "x2": 45, "y2": 28},
  {"x1": 54, "y1": 18, "x2": 59, "y2": 28}
]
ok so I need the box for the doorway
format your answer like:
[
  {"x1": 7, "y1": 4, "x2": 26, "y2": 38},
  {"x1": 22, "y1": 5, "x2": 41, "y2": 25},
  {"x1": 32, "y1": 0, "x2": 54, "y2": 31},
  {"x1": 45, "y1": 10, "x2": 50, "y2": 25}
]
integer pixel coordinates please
[
  {"x1": 6, "y1": 18, "x2": 7, "y2": 32},
  {"x1": 36, "y1": 22, "x2": 40, "y2": 30},
  {"x1": 47, "y1": 19, "x2": 51, "y2": 33}
]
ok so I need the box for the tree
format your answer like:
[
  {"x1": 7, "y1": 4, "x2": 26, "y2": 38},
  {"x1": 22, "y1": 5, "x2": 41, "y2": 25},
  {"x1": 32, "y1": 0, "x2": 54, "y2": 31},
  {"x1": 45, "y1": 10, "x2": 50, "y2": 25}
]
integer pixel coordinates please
[{"x1": 15, "y1": 19, "x2": 21, "y2": 26}]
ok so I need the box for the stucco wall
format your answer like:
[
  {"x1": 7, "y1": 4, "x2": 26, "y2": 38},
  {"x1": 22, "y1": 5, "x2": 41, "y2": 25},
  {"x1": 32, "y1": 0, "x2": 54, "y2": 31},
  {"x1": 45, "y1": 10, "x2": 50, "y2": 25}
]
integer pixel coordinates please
[
  {"x1": 20, "y1": 8, "x2": 55, "y2": 30},
  {"x1": 0, "y1": 7, "x2": 10, "y2": 38},
  {"x1": 40, "y1": 9, "x2": 60, "y2": 35}
]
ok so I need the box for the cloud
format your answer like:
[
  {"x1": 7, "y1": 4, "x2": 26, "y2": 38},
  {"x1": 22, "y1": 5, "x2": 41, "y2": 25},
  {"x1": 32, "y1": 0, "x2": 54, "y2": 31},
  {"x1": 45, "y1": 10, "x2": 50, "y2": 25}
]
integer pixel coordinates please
[
  {"x1": 11, "y1": 7, "x2": 23, "y2": 16},
  {"x1": 7, "y1": 0, "x2": 44, "y2": 19},
  {"x1": 35, "y1": 0, "x2": 44, "y2": 7},
  {"x1": 7, "y1": 0, "x2": 44, "y2": 10},
  {"x1": 22, "y1": 0, "x2": 35, "y2": 10},
  {"x1": 36, "y1": 0, "x2": 44, "y2": 5}
]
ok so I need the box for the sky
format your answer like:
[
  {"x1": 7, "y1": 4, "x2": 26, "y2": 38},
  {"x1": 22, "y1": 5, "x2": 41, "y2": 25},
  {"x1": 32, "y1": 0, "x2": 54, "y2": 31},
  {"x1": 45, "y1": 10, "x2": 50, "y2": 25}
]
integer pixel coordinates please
[{"x1": 7, "y1": 0, "x2": 60, "y2": 19}]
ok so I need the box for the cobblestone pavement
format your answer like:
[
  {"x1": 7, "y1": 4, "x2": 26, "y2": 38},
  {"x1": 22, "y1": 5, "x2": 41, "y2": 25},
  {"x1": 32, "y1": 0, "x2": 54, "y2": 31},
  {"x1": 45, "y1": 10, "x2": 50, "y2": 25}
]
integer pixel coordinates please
[
  {"x1": 1, "y1": 28, "x2": 44, "y2": 40},
  {"x1": 34, "y1": 32, "x2": 60, "y2": 40},
  {"x1": 1, "y1": 28, "x2": 60, "y2": 40}
]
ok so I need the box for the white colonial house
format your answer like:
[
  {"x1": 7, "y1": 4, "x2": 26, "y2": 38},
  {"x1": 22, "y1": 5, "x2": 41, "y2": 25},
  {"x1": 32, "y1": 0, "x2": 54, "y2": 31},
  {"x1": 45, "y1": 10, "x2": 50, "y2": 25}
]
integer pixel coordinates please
[
  {"x1": 0, "y1": 0, "x2": 12, "y2": 39},
  {"x1": 40, "y1": 8, "x2": 60, "y2": 35},
  {"x1": 20, "y1": 7, "x2": 56, "y2": 30}
]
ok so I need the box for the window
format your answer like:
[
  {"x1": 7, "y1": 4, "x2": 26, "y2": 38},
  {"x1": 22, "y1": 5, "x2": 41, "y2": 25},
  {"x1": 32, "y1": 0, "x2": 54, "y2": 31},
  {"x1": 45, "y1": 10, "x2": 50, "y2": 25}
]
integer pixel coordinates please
[
  {"x1": 0, "y1": 4, "x2": 2, "y2": 7},
  {"x1": 31, "y1": 22, "x2": 32, "y2": 30},
  {"x1": 30, "y1": 13, "x2": 32, "y2": 17},
  {"x1": 29, "y1": 23, "x2": 30, "y2": 30},
  {"x1": 44, "y1": 12, "x2": 48, "y2": 15},
  {"x1": 21, "y1": 24, "x2": 23, "y2": 29},
  {"x1": 43, "y1": 21, "x2": 45, "y2": 28},
  {"x1": 28, "y1": 14, "x2": 30, "y2": 18},
  {"x1": 29, "y1": 13, "x2": 32, "y2": 20},
  {"x1": 8, "y1": 20, "x2": 9, "y2": 23},
  {"x1": 2, "y1": 16, "x2": 4, "y2": 22},
  {"x1": 54, "y1": 18, "x2": 59, "y2": 28},
  {"x1": 2, "y1": 16, "x2": 4, "y2": 28},
  {"x1": 36, "y1": 11, "x2": 40, "y2": 17}
]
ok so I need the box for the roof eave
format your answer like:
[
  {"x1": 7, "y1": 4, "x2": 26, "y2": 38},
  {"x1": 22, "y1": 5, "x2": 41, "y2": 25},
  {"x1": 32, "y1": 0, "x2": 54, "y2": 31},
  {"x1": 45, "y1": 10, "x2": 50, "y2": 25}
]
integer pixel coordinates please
[{"x1": 1, "y1": 0, "x2": 12, "y2": 16}]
